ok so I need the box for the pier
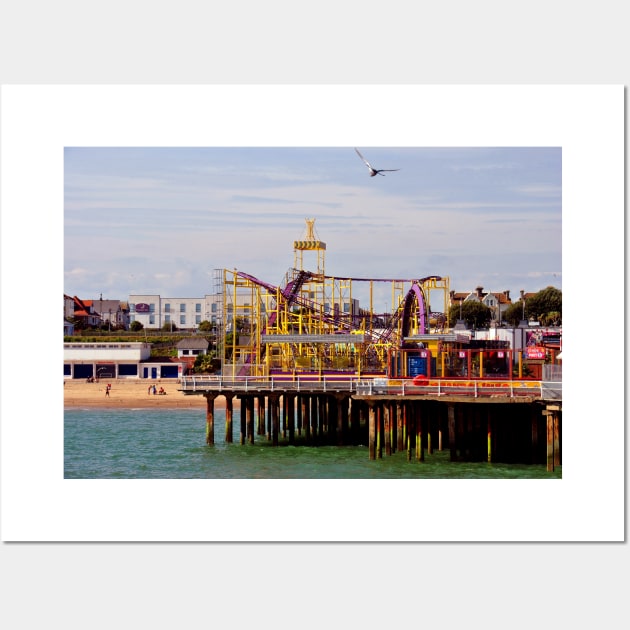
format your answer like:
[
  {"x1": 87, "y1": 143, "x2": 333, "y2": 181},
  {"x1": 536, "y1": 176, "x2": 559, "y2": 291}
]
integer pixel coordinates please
[
  {"x1": 180, "y1": 375, "x2": 562, "y2": 471},
  {"x1": 175, "y1": 220, "x2": 562, "y2": 472}
]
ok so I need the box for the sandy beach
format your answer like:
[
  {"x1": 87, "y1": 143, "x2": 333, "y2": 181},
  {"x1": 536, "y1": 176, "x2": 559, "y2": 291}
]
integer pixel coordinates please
[{"x1": 64, "y1": 378, "x2": 233, "y2": 409}]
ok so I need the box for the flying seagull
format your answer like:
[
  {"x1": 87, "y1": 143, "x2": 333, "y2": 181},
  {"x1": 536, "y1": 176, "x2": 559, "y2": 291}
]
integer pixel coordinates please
[{"x1": 354, "y1": 148, "x2": 400, "y2": 177}]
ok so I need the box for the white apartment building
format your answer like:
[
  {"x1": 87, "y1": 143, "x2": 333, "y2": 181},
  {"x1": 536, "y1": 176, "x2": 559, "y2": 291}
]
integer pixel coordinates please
[
  {"x1": 127, "y1": 291, "x2": 360, "y2": 332},
  {"x1": 129, "y1": 294, "x2": 222, "y2": 330}
]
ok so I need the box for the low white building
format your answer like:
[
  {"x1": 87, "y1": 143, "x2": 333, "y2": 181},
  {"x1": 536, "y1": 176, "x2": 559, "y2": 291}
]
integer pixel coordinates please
[{"x1": 64, "y1": 342, "x2": 152, "y2": 379}]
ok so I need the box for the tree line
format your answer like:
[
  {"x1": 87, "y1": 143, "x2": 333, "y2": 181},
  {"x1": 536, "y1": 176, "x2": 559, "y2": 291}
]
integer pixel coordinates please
[{"x1": 447, "y1": 286, "x2": 562, "y2": 329}]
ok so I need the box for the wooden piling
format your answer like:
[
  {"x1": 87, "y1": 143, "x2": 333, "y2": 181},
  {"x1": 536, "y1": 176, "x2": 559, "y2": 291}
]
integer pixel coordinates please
[
  {"x1": 335, "y1": 395, "x2": 344, "y2": 445},
  {"x1": 205, "y1": 393, "x2": 216, "y2": 445},
  {"x1": 310, "y1": 396, "x2": 318, "y2": 445},
  {"x1": 396, "y1": 403, "x2": 404, "y2": 452},
  {"x1": 448, "y1": 404, "x2": 456, "y2": 461},
  {"x1": 531, "y1": 407, "x2": 539, "y2": 464},
  {"x1": 351, "y1": 399, "x2": 361, "y2": 445},
  {"x1": 239, "y1": 398, "x2": 246, "y2": 445},
  {"x1": 318, "y1": 396, "x2": 326, "y2": 440},
  {"x1": 257, "y1": 396, "x2": 265, "y2": 435},
  {"x1": 390, "y1": 403, "x2": 397, "y2": 454},
  {"x1": 270, "y1": 395, "x2": 280, "y2": 446},
  {"x1": 265, "y1": 399, "x2": 273, "y2": 442},
  {"x1": 282, "y1": 395, "x2": 287, "y2": 438},
  {"x1": 341, "y1": 397, "x2": 350, "y2": 445},
  {"x1": 376, "y1": 404, "x2": 382, "y2": 459},
  {"x1": 302, "y1": 395, "x2": 311, "y2": 444},
  {"x1": 224, "y1": 393, "x2": 234, "y2": 443},
  {"x1": 384, "y1": 404, "x2": 391, "y2": 456},
  {"x1": 287, "y1": 394, "x2": 295, "y2": 445},
  {"x1": 546, "y1": 412, "x2": 554, "y2": 472},
  {"x1": 438, "y1": 407, "x2": 443, "y2": 451},
  {"x1": 402, "y1": 402, "x2": 408, "y2": 451},
  {"x1": 554, "y1": 412, "x2": 561, "y2": 466},
  {"x1": 487, "y1": 409, "x2": 492, "y2": 463},
  {"x1": 296, "y1": 394, "x2": 303, "y2": 436},
  {"x1": 368, "y1": 404, "x2": 376, "y2": 460},
  {"x1": 544, "y1": 405, "x2": 561, "y2": 469},
  {"x1": 427, "y1": 403, "x2": 433, "y2": 455},
  {"x1": 246, "y1": 396, "x2": 255, "y2": 444},
  {"x1": 466, "y1": 407, "x2": 473, "y2": 459},
  {"x1": 416, "y1": 404, "x2": 424, "y2": 462}
]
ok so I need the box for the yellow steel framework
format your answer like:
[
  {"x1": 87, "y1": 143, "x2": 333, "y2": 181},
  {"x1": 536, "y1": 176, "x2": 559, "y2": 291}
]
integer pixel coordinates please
[{"x1": 219, "y1": 219, "x2": 450, "y2": 378}]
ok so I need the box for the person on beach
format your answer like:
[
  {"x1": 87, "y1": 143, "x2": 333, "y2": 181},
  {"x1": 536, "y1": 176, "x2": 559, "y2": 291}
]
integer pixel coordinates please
[
  {"x1": 105, "y1": 385, "x2": 110, "y2": 397},
  {"x1": 148, "y1": 385, "x2": 151, "y2": 395}
]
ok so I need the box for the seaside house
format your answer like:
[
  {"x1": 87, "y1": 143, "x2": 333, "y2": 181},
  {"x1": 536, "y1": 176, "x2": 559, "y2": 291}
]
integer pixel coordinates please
[
  {"x1": 67, "y1": 295, "x2": 102, "y2": 328},
  {"x1": 64, "y1": 294, "x2": 76, "y2": 335},
  {"x1": 64, "y1": 294, "x2": 131, "y2": 333},
  {"x1": 176, "y1": 337, "x2": 210, "y2": 374},
  {"x1": 90, "y1": 297, "x2": 131, "y2": 330},
  {"x1": 458, "y1": 287, "x2": 514, "y2": 326}
]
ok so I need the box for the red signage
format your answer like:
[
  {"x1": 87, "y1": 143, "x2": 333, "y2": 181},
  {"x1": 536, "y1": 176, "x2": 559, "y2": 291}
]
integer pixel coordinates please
[
  {"x1": 526, "y1": 346, "x2": 546, "y2": 360},
  {"x1": 136, "y1": 303, "x2": 150, "y2": 313}
]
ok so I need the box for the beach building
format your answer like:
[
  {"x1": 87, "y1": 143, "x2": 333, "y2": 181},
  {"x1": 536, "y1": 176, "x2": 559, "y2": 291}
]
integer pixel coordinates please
[
  {"x1": 64, "y1": 342, "x2": 152, "y2": 380},
  {"x1": 63, "y1": 341, "x2": 190, "y2": 379}
]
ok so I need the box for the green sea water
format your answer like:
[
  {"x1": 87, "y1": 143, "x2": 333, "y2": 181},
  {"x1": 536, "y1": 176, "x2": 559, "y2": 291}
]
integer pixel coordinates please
[{"x1": 64, "y1": 408, "x2": 561, "y2": 479}]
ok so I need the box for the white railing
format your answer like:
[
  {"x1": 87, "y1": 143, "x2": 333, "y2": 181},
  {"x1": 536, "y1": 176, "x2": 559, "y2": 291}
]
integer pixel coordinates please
[
  {"x1": 180, "y1": 375, "x2": 560, "y2": 400},
  {"x1": 355, "y1": 378, "x2": 548, "y2": 399},
  {"x1": 180, "y1": 374, "x2": 359, "y2": 393}
]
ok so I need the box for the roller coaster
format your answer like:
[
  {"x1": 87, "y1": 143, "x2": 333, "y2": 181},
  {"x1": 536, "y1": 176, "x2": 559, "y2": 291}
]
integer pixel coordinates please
[
  {"x1": 217, "y1": 267, "x2": 450, "y2": 378},
  {"x1": 213, "y1": 218, "x2": 449, "y2": 377}
]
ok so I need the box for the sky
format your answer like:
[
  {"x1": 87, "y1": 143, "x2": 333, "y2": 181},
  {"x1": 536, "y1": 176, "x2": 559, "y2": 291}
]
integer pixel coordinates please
[{"x1": 64, "y1": 146, "x2": 561, "y2": 308}]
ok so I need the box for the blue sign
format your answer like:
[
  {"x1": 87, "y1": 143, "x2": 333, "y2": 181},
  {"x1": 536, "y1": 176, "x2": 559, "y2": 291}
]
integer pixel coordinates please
[{"x1": 408, "y1": 355, "x2": 427, "y2": 377}]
